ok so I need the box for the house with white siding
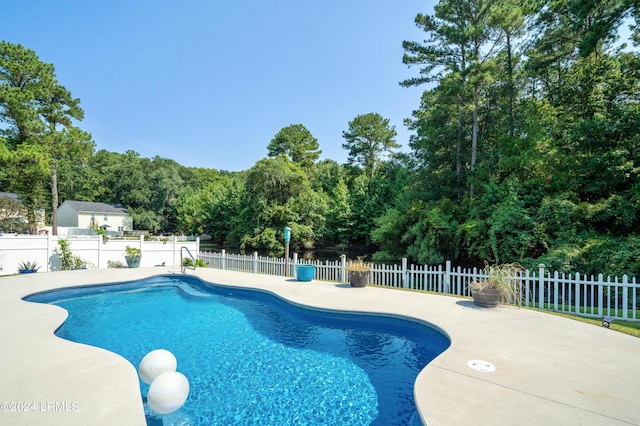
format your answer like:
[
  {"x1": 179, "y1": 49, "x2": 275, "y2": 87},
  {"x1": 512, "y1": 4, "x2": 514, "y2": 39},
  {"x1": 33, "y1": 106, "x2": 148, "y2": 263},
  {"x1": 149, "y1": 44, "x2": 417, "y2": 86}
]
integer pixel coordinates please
[
  {"x1": 0, "y1": 192, "x2": 45, "y2": 233},
  {"x1": 58, "y1": 200, "x2": 132, "y2": 234}
]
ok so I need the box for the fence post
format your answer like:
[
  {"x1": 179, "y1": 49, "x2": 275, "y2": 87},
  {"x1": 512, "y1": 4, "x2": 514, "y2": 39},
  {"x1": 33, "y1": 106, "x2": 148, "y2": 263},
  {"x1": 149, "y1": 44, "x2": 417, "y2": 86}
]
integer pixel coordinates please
[
  {"x1": 597, "y1": 274, "x2": 604, "y2": 317},
  {"x1": 401, "y1": 258, "x2": 408, "y2": 289},
  {"x1": 538, "y1": 264, "x2": 545, "y2": 309},
  {"x1": 444, "y1": 261, "x2": 451, "y2": 293},
  {"x1": 575, "y1": 273, "x2": 581, "y2": 315},
  {"x1": 47, "y1": 233, "x2": 53, "y2": 272},
  {"x1": 340, "y1": 254, "x2": 346, "y2": 282},
  {"x1": 138, "y1": 235, "x2": 144, "y2": 266},
  {"x1": 98, "y1": 234, "x2": 103, "y2": 269},
  {"x1": 524, "y1": 269, "x2": 531, "y2": 306},
  {"x1": 172, "y1": 236, "x2": 177, "y2": 267},
  {"x1": 292, "y1": 252, "x2": 298, "y2": 277},
  {"x1": 253, "y1": 251, "x2": 258, "y2": 274},
  {"x1": 221, "y1": 249, "x2": 226, "y2": 270},
  {"x1": 622, "y1": 275, "x2": 629, "y2": 319}
]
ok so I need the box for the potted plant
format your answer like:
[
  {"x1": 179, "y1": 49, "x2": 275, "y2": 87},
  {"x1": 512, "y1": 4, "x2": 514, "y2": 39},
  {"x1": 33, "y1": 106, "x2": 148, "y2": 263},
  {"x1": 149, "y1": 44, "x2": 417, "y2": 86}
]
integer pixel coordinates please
[
  {"x1": 125, "y1": 246, "x2": 142, "y2": 268},
  {"x1": 346, "y1": 258, "x2": 371, "y2": 288},
  {"x1": 470, "y1": 262, "x2": 525, "y2": 308},
  {"x1": 18, "y1": 260, "x2": 40, "y2": 274},
  {"x1": 295, "y1": 264, "x2": 315, "y2": 282}
]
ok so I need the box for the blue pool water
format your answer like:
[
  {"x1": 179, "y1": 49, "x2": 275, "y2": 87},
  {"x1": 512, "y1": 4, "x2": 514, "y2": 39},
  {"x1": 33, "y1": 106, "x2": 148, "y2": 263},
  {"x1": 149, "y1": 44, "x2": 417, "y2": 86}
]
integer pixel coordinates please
[{"x1": 26, "y1": 275, "x2": 450, "y2": 425}]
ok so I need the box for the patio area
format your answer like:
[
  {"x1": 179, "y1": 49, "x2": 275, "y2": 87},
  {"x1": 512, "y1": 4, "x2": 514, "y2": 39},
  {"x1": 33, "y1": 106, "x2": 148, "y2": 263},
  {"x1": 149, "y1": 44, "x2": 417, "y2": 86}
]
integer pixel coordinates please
[{"x1": 1, "y1": 267, "x2": 639, "y2": 425}]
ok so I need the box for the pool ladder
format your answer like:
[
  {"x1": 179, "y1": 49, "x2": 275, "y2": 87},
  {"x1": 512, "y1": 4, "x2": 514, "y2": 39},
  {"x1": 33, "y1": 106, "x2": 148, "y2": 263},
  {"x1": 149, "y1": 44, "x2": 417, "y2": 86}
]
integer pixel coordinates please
[{"x1": 180, "y1": 246, "x2": 196, "y2": 273}]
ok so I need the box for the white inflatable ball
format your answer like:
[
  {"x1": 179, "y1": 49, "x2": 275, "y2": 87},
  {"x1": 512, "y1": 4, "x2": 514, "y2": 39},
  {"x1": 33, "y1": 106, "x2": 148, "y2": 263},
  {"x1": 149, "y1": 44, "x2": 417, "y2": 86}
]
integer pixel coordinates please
[
  {"x1": 147, "y1": 371, "x2": 190, "y2": 414},
  {"x1": 138, "y1": 349, "x2": 177, "y2": 385}
]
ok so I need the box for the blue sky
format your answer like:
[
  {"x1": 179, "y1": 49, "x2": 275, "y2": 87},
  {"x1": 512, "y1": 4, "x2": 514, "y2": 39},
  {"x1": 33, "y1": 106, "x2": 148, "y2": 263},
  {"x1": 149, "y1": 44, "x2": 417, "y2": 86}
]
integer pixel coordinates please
[{"x1": 3, "y1": 1, "x2": 435, "y2": 171}]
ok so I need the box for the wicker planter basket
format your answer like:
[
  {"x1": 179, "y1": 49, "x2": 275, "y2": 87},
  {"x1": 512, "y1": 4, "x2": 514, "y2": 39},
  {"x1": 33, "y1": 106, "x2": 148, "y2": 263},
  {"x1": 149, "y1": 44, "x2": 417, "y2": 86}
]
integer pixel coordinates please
[
  {"x1": 349, "y1": 270, "x2": 369, "y2": 288},
  {"x1": 471, "y1": 286, "x2": 501, "y2": 308}
]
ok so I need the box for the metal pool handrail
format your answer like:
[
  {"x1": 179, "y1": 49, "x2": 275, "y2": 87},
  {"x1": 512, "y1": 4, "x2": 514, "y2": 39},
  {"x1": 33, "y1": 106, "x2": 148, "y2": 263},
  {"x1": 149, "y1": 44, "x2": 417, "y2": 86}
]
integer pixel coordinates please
[{"x1": 181, "y1": 246, "x2": 196, "y2": 273}]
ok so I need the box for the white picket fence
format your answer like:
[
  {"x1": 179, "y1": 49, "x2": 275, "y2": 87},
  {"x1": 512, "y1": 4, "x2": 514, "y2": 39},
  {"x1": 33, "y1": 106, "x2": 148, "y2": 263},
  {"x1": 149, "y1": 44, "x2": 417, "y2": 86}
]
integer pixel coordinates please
[{"x1": 199, "y1": 251, "x2": 639, "y2": 322}]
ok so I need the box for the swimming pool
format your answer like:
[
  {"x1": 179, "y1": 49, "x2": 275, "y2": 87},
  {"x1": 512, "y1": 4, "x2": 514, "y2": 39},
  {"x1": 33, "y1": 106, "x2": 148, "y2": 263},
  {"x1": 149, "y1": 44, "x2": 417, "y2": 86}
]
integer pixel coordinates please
[{"x1": 27, "y1": 275, "x2": 450, "y2": 425}]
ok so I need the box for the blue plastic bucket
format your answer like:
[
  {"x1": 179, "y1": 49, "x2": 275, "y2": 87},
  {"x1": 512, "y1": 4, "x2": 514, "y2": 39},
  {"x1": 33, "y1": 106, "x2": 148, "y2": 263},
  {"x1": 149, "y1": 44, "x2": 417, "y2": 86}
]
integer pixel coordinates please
[{"x1": 296, "y1": 264, "x2": 315, "y2": 282}]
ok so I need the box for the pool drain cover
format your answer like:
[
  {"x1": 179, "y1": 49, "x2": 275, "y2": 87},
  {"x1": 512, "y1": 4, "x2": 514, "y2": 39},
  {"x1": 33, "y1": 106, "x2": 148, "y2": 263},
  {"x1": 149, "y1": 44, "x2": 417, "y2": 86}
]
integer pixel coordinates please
[{"x1": 467, "y1": 360, "x2": 495, "y2": 372}]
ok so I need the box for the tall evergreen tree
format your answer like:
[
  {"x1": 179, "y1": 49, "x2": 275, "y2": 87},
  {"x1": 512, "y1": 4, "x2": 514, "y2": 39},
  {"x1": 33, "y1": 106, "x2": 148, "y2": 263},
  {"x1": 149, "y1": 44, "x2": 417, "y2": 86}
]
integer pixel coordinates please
[
  {"x1": 267, "y1": 124, "x2": 321, "y2": 170},
  {"x1": 342, "y1": 113, "x2": 399, "y2": 183},
  {"x1": 402, "y1": 3, "x2": 471, "y2": 196},
  {"x1": 0, "y1": 42, "x2": 93, "y2": 234}
]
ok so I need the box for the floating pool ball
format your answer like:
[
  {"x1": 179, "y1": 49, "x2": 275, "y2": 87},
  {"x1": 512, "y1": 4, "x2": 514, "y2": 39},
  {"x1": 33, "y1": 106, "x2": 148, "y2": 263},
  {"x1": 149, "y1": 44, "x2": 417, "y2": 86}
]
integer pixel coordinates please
[
  {"x1": 147, "y1": 371, "x2": 190, "y2": 414},
  {"x1": 138, "y1": 349, "x2": 177, "y2": 385}
]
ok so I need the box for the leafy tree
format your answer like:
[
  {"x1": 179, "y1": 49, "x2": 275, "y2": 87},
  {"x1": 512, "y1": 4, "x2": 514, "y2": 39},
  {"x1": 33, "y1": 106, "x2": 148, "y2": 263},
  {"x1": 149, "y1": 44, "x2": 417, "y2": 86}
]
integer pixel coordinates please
[
  {"x1": 175, "y1": 187, "x2": 206, "y2": 235},
  {"x1": 267, "y1": 124, "x2": 321, "y2": 169},
  {"x1": 0, "y1": 42, "x2": 50, "y2": 145},
  {"x1": 491, "y1": 1, "x2": 524, "y2": 139},
  {"x1": 203, "y1": 177, "x2": 245, "y2": 245},
  {"x1": 88, "y1": 150, "x2": 195, "y2": 233},
  {"x1": 403, "y1": 0, "x2": 502, "y2": 198},
  {"x1": 325, "y1": 177, "x2": 352, "y2": 245},
  {"x1": 148, "y1": 156, "x2": 184, "y2": 232},
  {"x1": 286, "y1": 188, "x2": 329, "y2": 249},
  {"x1": 245, "y1": 156, "x2": 309, "y2": 207},
  {"x1": 402, "y1": 2, "x2": 473, "y2": 197},
  {"x1": 177, "y1": 175, "x2": 244, "y2": 243},
  {"x1": 308, "y1": 159, "x2": 343, "y2": 192},
  {"x1": 347, "y1": 173, "x2": 396, "y2": 246},
  {"x1": 89, "y1": 150, "x2": 153, "y2": 228},
  {"x1": 0, "y1": 143, "x2": 49, "y2": 234},
  {"x1": 405, "y1": 81, "x2": 467, "y2": 201},
  {"x1": 371, "y1": 207, "x2": 410, "y2": 261},
  {"x1": 567, "y1": 0, "x2": 638, "y2": 56},
  {"x1": 406, "y1": 199, "x2": 459, "y2": 264},
  {"x1": 0, "y1": 193, "x2": 28, "y2": 233},
  {"x1": 342, "y1": 113, "x2": 399, "y2": 183},
  {"x1": 178, "y1": 166, "x2": 229, "y2": 191},
  {"x1": 238, "y1": 157, "x2": 311, "y2": 253},
  {"x1": 48, "y1": 127, "x2": 94, "y2": 232},
  {"x1": 56, "y1": 138, "x2": 102, "y2": 203},
  {"x1": 0, "y1": 41, "x2": 93, "y2": 234},
  {"x1": 230, "y1": 156, "x2": 334, "y2": 254}
]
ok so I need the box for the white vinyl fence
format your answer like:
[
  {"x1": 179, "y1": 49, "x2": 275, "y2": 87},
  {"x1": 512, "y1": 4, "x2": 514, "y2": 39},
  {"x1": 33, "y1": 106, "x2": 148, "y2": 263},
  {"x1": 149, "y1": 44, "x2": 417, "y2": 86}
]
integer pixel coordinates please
[
  {"x1": 199, "y1": 251, "x2": 639, "y2": 322},
  {"x1": 0, "y1": 234, "x2": 199, "y2": 275}
]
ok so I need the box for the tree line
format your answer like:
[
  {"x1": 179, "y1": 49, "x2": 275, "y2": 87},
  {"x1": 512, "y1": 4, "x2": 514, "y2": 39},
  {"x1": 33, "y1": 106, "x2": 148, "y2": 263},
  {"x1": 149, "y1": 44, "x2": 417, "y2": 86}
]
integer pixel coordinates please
[{"x1": 1, "y1": 0, "x2": 638, "y2": 277}]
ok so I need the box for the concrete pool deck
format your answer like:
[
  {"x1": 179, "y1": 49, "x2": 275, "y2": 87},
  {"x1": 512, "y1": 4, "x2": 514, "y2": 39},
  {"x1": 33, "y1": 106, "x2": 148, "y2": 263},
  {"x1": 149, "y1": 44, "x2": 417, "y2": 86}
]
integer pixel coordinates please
[{"x1": 1, "y1": 267, "x2": 639, "y2": 425}]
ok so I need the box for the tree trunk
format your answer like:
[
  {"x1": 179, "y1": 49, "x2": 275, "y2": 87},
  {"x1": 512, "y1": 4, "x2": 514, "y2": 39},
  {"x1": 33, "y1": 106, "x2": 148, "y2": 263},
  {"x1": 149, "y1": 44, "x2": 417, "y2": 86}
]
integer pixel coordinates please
[
  {"x1": 51, "y1": 158, "x2": 58, "y2": 236},
  {"x1": 470, "y1": 84, "x2": 480, "y2": 199},
  {"x1": 506, "y1": 31, "x2": 515, "y2": 139},
  {"x1": 28, "y1": 210, "x2": 37, "y2": 235},
  {"x1": 456, "y1": 89, "x2": 465, "y2": 199},
  {"x1": 456, "y1": 53, "x2": 467, "y2": 202}
]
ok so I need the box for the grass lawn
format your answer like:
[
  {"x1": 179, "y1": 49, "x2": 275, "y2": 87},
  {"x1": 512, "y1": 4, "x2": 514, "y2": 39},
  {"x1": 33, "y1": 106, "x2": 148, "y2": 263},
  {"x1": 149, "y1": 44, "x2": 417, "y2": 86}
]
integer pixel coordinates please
[
  {"x1": 518, "y1": 302, "x2": 640, "y2": 338},
  {"x1": 398, "y1": 287, "x2": 640, "y2": 338},
  {"x1": 545, "y1": 311, "x2": 640, "y2": 338}
]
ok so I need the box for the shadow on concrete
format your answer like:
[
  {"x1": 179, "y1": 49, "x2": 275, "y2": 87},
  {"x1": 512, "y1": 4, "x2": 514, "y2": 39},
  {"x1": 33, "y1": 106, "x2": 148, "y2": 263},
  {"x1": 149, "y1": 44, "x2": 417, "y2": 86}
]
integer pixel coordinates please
[
  {"x1": 335, "y1": 283, "x2": 354, "y2": 289},
  {"x1": 455, "y1": 300, "x2": 488, "y2": 310}
]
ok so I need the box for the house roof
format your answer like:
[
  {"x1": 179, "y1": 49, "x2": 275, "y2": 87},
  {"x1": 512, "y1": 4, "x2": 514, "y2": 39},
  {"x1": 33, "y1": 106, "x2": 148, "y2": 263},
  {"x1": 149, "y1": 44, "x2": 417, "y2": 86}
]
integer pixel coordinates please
[
  {"x1": 0, "y1": 192, "x2": 20, "y2": 201},
  {"x1": 62, "y1": 200, "x2": 128, "y2": 214}
]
